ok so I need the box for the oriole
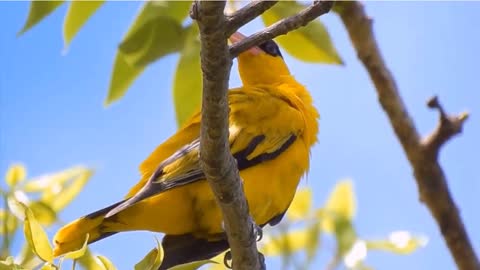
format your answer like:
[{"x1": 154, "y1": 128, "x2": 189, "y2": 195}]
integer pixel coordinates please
[{"x1": 53, "y1": 32, "x2": 319, "y2": 269}]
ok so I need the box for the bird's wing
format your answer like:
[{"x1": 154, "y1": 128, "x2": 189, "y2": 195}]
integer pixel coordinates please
[
  {"x1": 125, "y1": 111, "x2": 202, "y2": 198},
  {"x1": 108, "y1": 87, "x2": 304, "y2": 218}
]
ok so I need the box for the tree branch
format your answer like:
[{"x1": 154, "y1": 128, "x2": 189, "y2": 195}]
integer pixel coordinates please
[
  {"x1": 229, "y1": 0, "x2": 335, "y2": 57},
  {"x1": 225, "y1": 0, "x2": 278, "y2": 37},
  {"x1": 190, "y1": 1, "x2": 263, "y2": 269},
  {"x1": 337, "y1": 2, "x2": 479, "y2": 270}
]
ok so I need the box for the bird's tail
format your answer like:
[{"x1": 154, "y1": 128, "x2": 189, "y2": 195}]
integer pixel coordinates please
[{"x1": 53, "y1": 201, "x2": 124, "y2": 257}]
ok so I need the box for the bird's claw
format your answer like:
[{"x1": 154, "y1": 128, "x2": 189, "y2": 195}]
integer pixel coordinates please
[
  {"x1": 223, "y1": 251, "x2": 232, "y2": 269},
  {"x1": 223, "y1": 250, "x2": 265, "y2": 270},
  {"x1": 253, "y1": 223, "x2": 263, "y2": 242}
]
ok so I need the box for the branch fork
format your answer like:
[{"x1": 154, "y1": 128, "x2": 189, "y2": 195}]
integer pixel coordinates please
[{"x1": 190, "y1": 1, "x2": 334, "y2": 269}]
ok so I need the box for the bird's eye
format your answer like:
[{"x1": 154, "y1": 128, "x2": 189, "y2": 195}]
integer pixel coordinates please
[{"x1": 258, "y1": 40, "x2": 283, "y2": 58}]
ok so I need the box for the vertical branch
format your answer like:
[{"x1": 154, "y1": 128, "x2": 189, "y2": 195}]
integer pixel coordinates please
[
  {"x1": 337, "y1": 2, "x2": 479, "y2": 270},
  {"x1": 190, "y1": 1, "x2": 263, "y2": 269}
]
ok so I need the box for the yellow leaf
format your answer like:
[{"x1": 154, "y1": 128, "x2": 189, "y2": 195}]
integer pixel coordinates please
[
  {"x1": 63, "y1": 1, "x2": 104, "y2": 49},
  {"x1": 321, "y1": 179, "x2": 356, "y2": 233},
  {"x1": 343, "y1": 240, "x2": 367, "y2": 268},
  {"x1": 7, "y1": 192, "x2": 30, "y2": 220},
  {"x1": 16, "y1": 244, "x2": 43, "y2": 269},
  {"x1": 18, "y1": 1, "x2": 65, "y2": 35},
  {"x1": 0, "y1": 209, "x2": 18, "y2": 235},
  {"x1": 105, "y1": 1, "x2": 190, "y2": 106},
  {"x1": 286, "y1": 188, "x2": 312, "y2": 220},
  {"x1": 23, "y1": 166, "x2": 88, "y2": 193},
  {"x1": 5, "y1": 163, "x2": 27, "y2": 187},
  {"x1": 205, "y1": 252, "x2": 228, "y2": 270},
  {"x1": 29, "y1": 201, "x2": 57, "y2": 226},
  {"x1": 47, "y1": 169, "x2": 93, "y2": 211},
  {"x1": 261, "y1": 2, "x2": 343, "y2": 64},
  {"x1": 134, "y1": 237, "x2": 163, "y2": 270},
  {"x1": 97, "y1": 255, "x2": 117, "y2": 270},
  {"x1": 0, "y1": 256, "x2": 28, "y2": 270},
  {"x1": 22, "y1": 203, "x2": 54, "y2": 263},
  {"x1": 366, "y1": 231, "x2": 428, "y2": 255},
  {"x1": 76, "y1": 249, "x2": 106, "y2": 270},
  {"x1": 39, "y1": 263, "x2": 56, "y2": 270},
  {"x1": 169, "y1": 260, "x2": 218, "y2": 270},
  {"x1": 261, "y1": 228, "x2": 319, "y2": 256},
  {"x1": 63, "y1": 234, "x2": 89, "y2": 259},
  {"x1": 173, "y1": 24, "x2": 202, "y2": 127}
]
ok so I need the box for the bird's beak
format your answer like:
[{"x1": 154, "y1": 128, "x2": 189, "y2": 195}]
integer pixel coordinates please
[{"x1": 229, "y1": 32, "x2": 262, "y2": 55}]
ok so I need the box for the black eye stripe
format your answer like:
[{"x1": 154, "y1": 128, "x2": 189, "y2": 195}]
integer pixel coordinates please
[{"x1": 258, "y1": 40, "x2": 283, "y2": 58}]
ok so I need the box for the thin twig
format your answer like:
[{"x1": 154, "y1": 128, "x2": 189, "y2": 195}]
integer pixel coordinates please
[
  {"x1": 191, "y1": 1, "x2": 263, "y2": 269},
  {"x1": 423, "y1": 96, "x2": 469, "y2": 158},
  {"x1": 337, "y1": 2, "x2": 479, "y2": 270},
  {"x1": 225, "y1": 0, "x2": 278, "y2": 37},
  {"x1": 229, "y1": 0, "x2": 335, "y2": 57}
]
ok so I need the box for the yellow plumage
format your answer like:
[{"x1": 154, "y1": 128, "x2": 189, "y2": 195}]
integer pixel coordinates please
[{"x1": 53, "y1": 32, "x2": 319, "y2": 269}]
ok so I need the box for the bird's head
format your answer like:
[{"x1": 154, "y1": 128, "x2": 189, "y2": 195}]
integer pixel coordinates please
[{"x1": 230, "y1": 32, "x2": 291, "y2": 86}]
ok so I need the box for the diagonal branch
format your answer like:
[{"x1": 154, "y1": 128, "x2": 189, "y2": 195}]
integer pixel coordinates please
[
  {"x1": 190, "y1": 1, "x2": 263, "y2": 270},
  {"x1": 229, "y1": 0, "x2": 335, "y2": 57},
  {"x1": 225, "y1": 0, "x2": 278, "y2": 37},
  {"x1": 337, "y1": 2, "x2": 479, "y2": 270}
]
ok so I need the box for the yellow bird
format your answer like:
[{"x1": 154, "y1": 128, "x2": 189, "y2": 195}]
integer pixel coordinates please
[{"x1": 53, "y1": 32, "x2": 319, "y2": 269}]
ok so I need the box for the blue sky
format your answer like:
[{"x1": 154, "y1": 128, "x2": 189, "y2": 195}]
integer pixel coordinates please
[{"x1": 1, "y1": 1, "x2": 479, "y2": 270}]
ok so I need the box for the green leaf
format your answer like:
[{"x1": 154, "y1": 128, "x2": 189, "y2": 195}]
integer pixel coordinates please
[
  {"x1": 134, "y1": 237, "x2": 163, "y2": 270},
  {"x1": 28, "y1": 201, "x2": 57, "y2": 226},
  {"x1": 320, "y1": 179, "x2": 356, "y2": 233},
  {"x1": 105, "y1": 54, "x2": 145, "y2": 106},
  {"x1": 22, "y1": 203, "x2": 54, "y2": 263},
  {"x1": 169, "y1": 260, "x2": 218, "y2": 270},
  {"x1": 97, "y1": 255, "x2": 117, "y2": 270},
  {"x1": 334, "y1": 218, "x2": 357, "y2": 256},
  {"x1": 5, "y1": 163, "x2": 27, "y2": 187},
  {"x1": 18, "y1": 1, "x2": 65, "y2": 35},
  {"x1": 63, "y1": 234, "x2": 89, "y2": 259},
  {"x1": 287, "y1": 188, "x2": 312, "y2": 220},
  {"x1": 105, "y1": 1, "x2": 190, "y2": 106},
  {"x1": 305, "y1": 224, "x2": 321, "y2": 261},
  {"x1": 366, "y1": 231, "x2": 428, "y2": 255},
  {"x1": 63, "y1": 1, "x2": 104, "y2": 49},
  {"x1": 261, "y1": 1, "x2": 343, "y2": 64},
  {"x1": 118, "y1": 16, "x2": 183, "y2": 67},
  {"x1": 173, "y1": 24, "x2": 202, "y2": 127}
]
